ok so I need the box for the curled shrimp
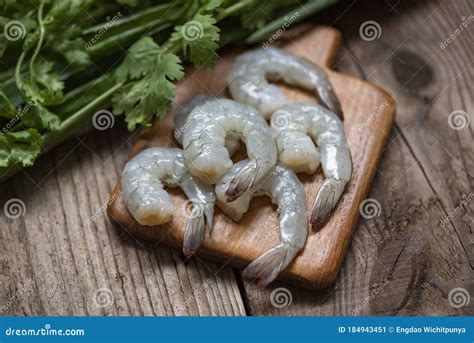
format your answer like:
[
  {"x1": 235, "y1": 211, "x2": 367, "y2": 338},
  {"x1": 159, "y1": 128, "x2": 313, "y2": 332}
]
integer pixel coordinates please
[
  {"x1": 121, "y1": 147, "x2": 215, "y2": 257},
  {"x1": 174, "y1": 95, "x2": 241, "y2": 156},
  {"x1": 228, "y1": 47, "x2": 343, "y2": 120},
  {"x1": 182, "y1": 98, "x2": 277, "y2": 201},
  {"x1": 216, "y1": 160, "x2": 308, "y2": 287},
  {"x1": 270, "y1": 103, "x2": 352, "y2": 229}
]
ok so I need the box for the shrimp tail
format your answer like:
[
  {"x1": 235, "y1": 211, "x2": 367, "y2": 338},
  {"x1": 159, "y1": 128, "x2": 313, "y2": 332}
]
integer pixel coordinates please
[
  {"x1": 315, "y1": 82, "x2": 343, "y2": 121},
  {"x1": 225, "y1": 162, "x2": 258, "y2": 202},
  {"x1": 204, "y1": 203, "x2": 214, "y2": 235},
  {"x1": 243, "y1": 242, "x2": 299, "y2": 288},
  {"x1": 183, "y1": 202, "x2": 214, "y2": 257},
  {"x1": 310, "y1": 178, "x2": 346, "y2": 229}
]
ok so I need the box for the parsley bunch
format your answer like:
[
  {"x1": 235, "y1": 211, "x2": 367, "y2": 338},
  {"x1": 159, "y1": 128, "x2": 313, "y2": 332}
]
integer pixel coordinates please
[{"x1": 0, "y1": 0, "x2": 337, "y2": 182}]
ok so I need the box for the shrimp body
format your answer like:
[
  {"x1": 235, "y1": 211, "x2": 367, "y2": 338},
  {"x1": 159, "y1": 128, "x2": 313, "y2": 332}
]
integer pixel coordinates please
[
  {"x1": 122, "y1": 147, "x2": 215, "y2": 257},
  {"x1": 174, "y1": 95, "x2": 241, "y2": 155},
  {"x1": 271, "y1": 103, "x2": 352, "y2": 229},
  {"x1": 182, "y1": 98, "x2": 277, "y2": 201},
  {"x1": 216, "y1": 161, "x2": 307, "y2": 287},
  {"x1": 228, "y1": 47, "x2": 343, "y2": 119}
]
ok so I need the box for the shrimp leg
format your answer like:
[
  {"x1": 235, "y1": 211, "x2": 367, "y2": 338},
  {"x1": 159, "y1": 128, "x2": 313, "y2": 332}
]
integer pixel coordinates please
[
  {"x1": 121, "y1": 147, "x2": 215, "y2": 257},
  {"x1": 270, "y1": 103, "x2": 352, "y2": 229},
  {"x1": 216, "y1": 161, "x2": 308, "y2": 287},
  {"x1": 228, "y1": 47, "x2": 343, "y2": 119}
]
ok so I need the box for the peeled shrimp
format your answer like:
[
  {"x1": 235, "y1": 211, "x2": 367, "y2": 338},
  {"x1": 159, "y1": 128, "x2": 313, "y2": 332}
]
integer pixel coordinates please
[
  {"x1": 121, "y1": 147, "x2": 215, "y2": 257},
  {"x1": 228, "y1": 47, "x2": 343, "y2": 119},
  {"x1": 270, "y1": 103, "x2": 352, "y2": 229},
  {"x1": 174, "y1": 95, "x2": 241, "y2": 156},
  {"x1": 182, "y1": 98, "x2": 277, "y2": 201},
  {"x1": 216, "y1": 161, "x2": 307, "y2": 287}
]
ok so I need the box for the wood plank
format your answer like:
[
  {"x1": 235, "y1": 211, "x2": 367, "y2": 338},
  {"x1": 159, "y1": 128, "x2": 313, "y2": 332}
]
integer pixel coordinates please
[
  {"x1": 243, "y1": 0, "x2": 473, "y2": 316},
  {"x1": 107, "y1": 25, "x2": 396, "y2": 290},
  {"x1": 0, "y1": 123, "x2": 245, "y2": 316}
]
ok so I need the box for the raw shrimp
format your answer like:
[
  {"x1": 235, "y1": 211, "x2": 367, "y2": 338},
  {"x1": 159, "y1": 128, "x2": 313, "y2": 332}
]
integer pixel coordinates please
[
  {"x1": 121, "y1": 147, "x2": 215, "y2": 257},
  {"x1": 182, "y1": 98, "x2": 277, "y2": 201},
  {"x1": 174, "y1": 95, "x2": 241, "y2": 155},
  {"x1": 270, "y1": 103, "x2": 352, "y2": 229},
  {"x1": 228, "y1": 47, "x2": 343, "y2": 120},
  {"x1": 216, "y1": 161, "x2": 308, "y2": 287}
]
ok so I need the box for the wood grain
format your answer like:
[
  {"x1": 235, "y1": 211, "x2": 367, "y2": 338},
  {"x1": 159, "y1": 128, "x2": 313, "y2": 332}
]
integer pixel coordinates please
[
  {"x1": 107, "y1": 25, "x2": 396, "y2": 289},
  {"x1": 0, "y1": 124, "x2": 245, "y2": 316},
  {"x1": 242, "y1": 0, "x2": 473, "y2": 316},
  {"x1": 1, "y1": 0, "x2": 471, "y2": 316}
]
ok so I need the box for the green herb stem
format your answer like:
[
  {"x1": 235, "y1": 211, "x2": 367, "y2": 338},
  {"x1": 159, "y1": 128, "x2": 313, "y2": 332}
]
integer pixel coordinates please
[
  {"x1": 88, "y1": 21, "x2": 172, "y2": 58},
  {"x1": 29, "y1": 3, "x2": 45, "y2": 85},
  {"x1": 216, "y1": 1, "x2": 253, "y2": 21},
  {"x1": 42, "y1": 81, "x2": 123, "y2": 151},
  {"x1": 246, "y1": 0, "x2": 338, "y2": 44},
  {"x1": 83, "y1": 3, "x2": 171, "y2": 37}
]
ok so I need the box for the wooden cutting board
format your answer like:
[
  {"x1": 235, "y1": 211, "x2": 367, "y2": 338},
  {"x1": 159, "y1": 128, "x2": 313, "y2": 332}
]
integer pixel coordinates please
[{"x1": 107, "y1": 25, "x2": 396, "y2": 290}]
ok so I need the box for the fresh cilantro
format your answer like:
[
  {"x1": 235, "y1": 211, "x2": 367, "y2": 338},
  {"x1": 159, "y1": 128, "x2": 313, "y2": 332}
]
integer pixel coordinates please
[
  {"x1": 0, "y1": 128, "x2": 42, "y2": 168},
  {"x1": 21, "y1": 104, "x2": 61, "y2": 131},
  {"x1": 0, "y1": 0, "x2": 329, "y2": 182},
  {"x1": 113, "y1": 37, "x2": 184, "y2": 131},
  {"x1": 170, "y1": 13, "x2": 220, "y2": 68}
]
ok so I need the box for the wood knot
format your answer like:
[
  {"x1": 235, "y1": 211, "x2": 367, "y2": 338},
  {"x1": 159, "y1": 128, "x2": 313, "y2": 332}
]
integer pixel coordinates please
[{"x1": 391, "y1": 49, "x2": 434, "y2": 91}]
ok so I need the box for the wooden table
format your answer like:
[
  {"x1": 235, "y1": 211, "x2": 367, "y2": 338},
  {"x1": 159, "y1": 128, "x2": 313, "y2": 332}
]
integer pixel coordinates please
[{"x1": 1, "y1": 0, "x2": 472, "y2": 316}]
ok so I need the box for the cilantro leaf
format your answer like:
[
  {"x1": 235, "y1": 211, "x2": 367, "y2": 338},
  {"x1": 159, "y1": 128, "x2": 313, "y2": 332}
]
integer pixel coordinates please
[
  {"x1": 49, "y1": 25, "x2": 91, "y2": 68},
  {"x1": 170, "y1": 13, "x2": 220, "y2": 68},
  {"x1": 0, "y1": 128, "x2": 42, "y2": 168},
  {"x1": 113, "y1": 37, "x2": 184, "y2": 131},
  {"x1": 21, "y1": 104, "x2": 61, "y2": 131},
  {"x1": 114, "y1": 37, "x2": 162, "y2": 81},
  {"x1": 19, "y1": 59, "x2": 65, "y2": 107},
  {"x1": 0, "y1": 91, "x2": 16, "y2": 119}
]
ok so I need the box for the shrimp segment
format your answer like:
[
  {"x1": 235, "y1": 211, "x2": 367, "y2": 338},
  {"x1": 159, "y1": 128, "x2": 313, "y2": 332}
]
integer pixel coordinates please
[
  {"x1": 216, "y1": 161, "x2": 308, "y2": 287},
  {"x1": 182, "y1": 98, "x2": 277, "y2": 201},
  {"x1": 270, "y1": 103, "x2": 352, "y2": 229},
  {"x1": 228, "y1": 47, "x2": 343, "y2": 119},
  {"x1": 121, "y1": 147, "x2": 215, "y2": 257}
]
